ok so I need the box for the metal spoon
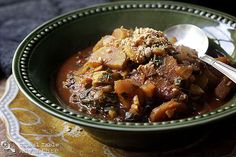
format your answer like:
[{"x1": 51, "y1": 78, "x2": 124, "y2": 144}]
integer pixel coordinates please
[{"x1": 164, "y1": 24, "x2": 236, "y2": 83}]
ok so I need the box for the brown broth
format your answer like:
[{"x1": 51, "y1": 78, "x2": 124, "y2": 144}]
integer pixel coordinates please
[{"x1": 56, "y1": 47, "x2": 92, "y2": 112}]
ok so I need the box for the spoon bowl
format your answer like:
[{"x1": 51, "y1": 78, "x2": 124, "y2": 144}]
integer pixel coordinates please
[
  {"x1": 164, "y1": 24, "x2": 236, "y2": 83},
  {"x1": 164, "y1": 24, "x2": 209, "y2": 56}
]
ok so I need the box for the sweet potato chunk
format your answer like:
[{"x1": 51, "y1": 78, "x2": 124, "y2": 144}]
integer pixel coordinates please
[
  {"x1": 175, "y1": 45, "x2": 198, "y2": 62},
  {"x1": 88, "y1": 47, "x2": 127, "y2": 69},
  {"x1": 93, "y1": 38, "x2": 104, "y2": 52},
  {"x1": 215, "y1": 76, "x2": 234, "y2": 100},
  {"x1": 114, "y1": 79, "x2": 144, "y2": 109},
  {"x1": 149, "y1": 99, "x2": 187, "y2": 122},
  {"x1": 140, "y1": 83, "x2": 156, "y2": 98},
  {"x1": 175, "y1": 65, "x2": 193, "y2": 80},
  {"x1": 123, "y1": 45, "x2": 146, "y2": 64},
  {"x1": 112, "y1": 28, "x2": 131, "y2": 39},
  {"x1": 129, "y1": 95, "x2": 142, "y2": 115},
  {"x1": 114, "y1": 79, "x2": 137, "y2": 109},
  {"x1": 93, "y1": 35, "x2": 116, "y2": 52}
]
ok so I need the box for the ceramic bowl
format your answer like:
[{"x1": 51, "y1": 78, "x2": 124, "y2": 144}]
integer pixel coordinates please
[{"x1": 13, "y1": 1, "x2": 236, "y2": 150}]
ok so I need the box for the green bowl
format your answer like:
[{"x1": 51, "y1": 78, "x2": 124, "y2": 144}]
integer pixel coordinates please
[{"x1": 13, "y1": 1, "x2": 236, "y2": 150}]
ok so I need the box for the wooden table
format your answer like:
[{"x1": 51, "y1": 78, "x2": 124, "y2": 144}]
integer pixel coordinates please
[{"x1": 0, "y1": 79, "x2": 31, "y2": 157}]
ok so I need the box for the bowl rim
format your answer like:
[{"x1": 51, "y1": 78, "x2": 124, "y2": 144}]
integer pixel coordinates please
[{"x1": 12, "y1": 0, "x2": 236, "y2": 131}]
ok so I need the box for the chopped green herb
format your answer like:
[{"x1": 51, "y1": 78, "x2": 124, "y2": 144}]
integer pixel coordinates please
[
  {"x1": 174, "y1": 77, "x2": 182, "y2": 86},
  {"x1": 151, "y1": 55, "x2": 163, "y2": 67},
  {"x1": 103, "y1": 73, "x2": 112, "y2": 80}
]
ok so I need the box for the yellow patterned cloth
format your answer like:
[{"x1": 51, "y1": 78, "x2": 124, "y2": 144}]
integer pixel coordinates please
[
  {"x1": 11, "y1": 92, "x2": 178, "y2": 157},
  {"x1": 10, "y1": 92, "x2": 121, "y2": 157}
]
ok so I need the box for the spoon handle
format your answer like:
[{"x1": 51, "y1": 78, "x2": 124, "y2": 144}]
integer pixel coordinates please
[{"x1": 200, "y1": 54, "x2": 236, "y2": 83}]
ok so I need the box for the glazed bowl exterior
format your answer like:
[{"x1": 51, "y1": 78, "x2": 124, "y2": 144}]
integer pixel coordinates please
[{"x1": 12, "y1": 1, "x2": 236, "y2": 149}]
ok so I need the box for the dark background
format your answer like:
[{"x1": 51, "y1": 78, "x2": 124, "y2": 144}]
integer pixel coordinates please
[
  {"x1": 0, "y1": 0, "x2": 235, "y2": 78},
  {"x1": 177, "y1": 0, "x2": 235, "y2": 16}
]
